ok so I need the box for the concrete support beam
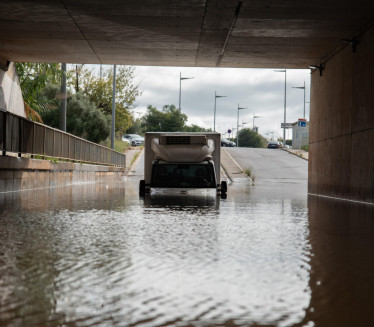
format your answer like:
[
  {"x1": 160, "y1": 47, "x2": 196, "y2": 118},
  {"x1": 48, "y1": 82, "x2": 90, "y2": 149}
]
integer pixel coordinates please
[{"x1": 0, "y1": 62, "x2": 25, "y2": 116}]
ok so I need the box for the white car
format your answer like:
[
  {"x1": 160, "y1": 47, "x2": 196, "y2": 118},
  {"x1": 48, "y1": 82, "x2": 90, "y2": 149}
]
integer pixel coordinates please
[{"x1": 122, "y1": 134, "x2": 144, "y2": 146}]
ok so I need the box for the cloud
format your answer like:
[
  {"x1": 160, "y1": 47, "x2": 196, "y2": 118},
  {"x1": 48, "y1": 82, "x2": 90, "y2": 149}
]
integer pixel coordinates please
[
  {"x1": 133, "y1": 66, "x2": 310, "y2": 139},
  {"x1": 75, "y1": 64, "x2": 309, "y2": 140}
]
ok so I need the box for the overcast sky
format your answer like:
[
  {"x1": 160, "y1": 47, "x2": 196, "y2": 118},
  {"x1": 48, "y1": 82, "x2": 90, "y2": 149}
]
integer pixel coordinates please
[{"x1": 131, "y1": 66, "x2": 311, "y2": 140}]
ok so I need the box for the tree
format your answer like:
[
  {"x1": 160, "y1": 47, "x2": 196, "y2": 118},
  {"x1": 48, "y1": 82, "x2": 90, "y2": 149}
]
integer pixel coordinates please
[
  {"x1": 126, "y1": 117, "x2": 143, "y2": 135},
  {"x1": 140, "y1": 104, "x2": 212, "y2": 133},
  {"x1": 184, "y1": 124, "x2": 212, "y2": 132},
  {"x1": 15, "y1": 62, "x2": 62, "y2": 122},
  {"x1": 72, "y1": 64, "x2": 85, "y2": 93},
  {"x1": 142, "y1": 105, "x2": 164, "y2": 131},
  {"x1": 142, "y1": 104, "x2": 187, "y2": 132},
  {"x1": 277, "y1": 137, "x2": 292, "y2": 146},
  {"x1": 161, "y1": 104, "x2": 188, "y2": 131},
  {"x1": 80, "y1": 66, "x2": 141, "y2": 134},
  {"x1": 38, "y1": 85, "x2": 110, "y2": 143},
  {"x1": 237, "y1": 128, "x2": 267, "y2": 148}
]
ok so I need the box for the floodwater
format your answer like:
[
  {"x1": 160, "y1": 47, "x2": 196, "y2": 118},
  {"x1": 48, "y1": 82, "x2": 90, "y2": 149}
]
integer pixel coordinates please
[{"x1": 0, "y1": 178, "x2": 374, "y2": 327}]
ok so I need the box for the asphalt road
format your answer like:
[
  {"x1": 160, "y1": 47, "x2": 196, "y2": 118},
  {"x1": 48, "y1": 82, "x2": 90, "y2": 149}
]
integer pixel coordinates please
[{"x1": 225, "y1": 147, "x2": 308, "y2": 200}]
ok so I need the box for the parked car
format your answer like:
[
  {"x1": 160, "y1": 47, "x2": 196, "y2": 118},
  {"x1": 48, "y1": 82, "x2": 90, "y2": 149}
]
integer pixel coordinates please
[
  {"x1": 122, "y1": 134, "x2": 144, "y2": 146},
  {"x1": 267, "y1": 141, "x2": 280, "y2": 149},
  {"x1": 221, "y1": 138, "x2": 236, "y2": 147}
]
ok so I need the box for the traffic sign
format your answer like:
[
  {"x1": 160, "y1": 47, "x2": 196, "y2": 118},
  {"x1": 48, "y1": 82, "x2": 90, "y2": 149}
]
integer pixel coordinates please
[
  {"x1": 281, "y1": 123, "x2": 293, "y2": 129},
  {"x1": 298, "y1": 119, "x2": 307, "y2": 127}
]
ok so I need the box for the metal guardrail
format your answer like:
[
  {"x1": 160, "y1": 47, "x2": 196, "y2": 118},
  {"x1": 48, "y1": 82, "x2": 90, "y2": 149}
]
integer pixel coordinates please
[{"x1": 0, "y1": 111, "x2": 126, "y2": 167}]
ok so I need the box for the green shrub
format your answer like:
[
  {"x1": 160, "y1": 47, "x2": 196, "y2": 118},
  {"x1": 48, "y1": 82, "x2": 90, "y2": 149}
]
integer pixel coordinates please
[{"x1": 300, "y1": 145, "x2": 309, "y2": 152}]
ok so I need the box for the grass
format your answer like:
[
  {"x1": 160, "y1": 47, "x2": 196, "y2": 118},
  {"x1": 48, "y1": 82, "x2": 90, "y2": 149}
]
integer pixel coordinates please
[
  {"x1": 245, "y1": 169, "x2": 255, "y2": 184},
  {"x1": 34, "y1": 155, "x2": 58, "y2": 163},
  {"x1": 115, "y1": 139, "x2": 130, "y2": 153},
  {"x1": 102, "y1": 138, "x2": 130, "y2": 153},
  {"x1": 300, "y1": 145, "x2": 309, "y2": 152},
  {"x1": 131, "y1": 151, "x2": 140, "y2": 166}
]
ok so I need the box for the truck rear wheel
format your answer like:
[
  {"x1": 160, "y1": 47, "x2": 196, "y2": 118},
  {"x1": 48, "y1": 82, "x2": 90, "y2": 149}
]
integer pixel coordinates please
[{"x1": 139, "y1": 180, "x2": 145, "y2": 196}]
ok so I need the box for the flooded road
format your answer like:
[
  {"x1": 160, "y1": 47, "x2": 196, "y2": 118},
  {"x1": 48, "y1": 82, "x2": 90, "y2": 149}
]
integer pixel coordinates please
[{"x1": 1, "y1": 150, "x2": 373, "y2": 327}]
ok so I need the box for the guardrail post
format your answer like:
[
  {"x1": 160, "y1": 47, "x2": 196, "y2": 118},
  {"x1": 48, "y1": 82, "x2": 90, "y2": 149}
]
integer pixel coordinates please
[
  {"x1": 2, "y1": 112, "x2": 6, "y2": 156},
  {"x1": 67, "y1": 134, "x2": 70, "y2": 160},
  {"x1": 18, "y1": 117, "x2": 22, "y2": 157},
  {"x1": 43, "y1": 126, "x2": 46, "y2": 159},
  {"x1": 53, "y1": 129, "x2": 55, "y2": 158},
  {"x1": 31, "y1": 120, "x2": 35, "y2": 158}
]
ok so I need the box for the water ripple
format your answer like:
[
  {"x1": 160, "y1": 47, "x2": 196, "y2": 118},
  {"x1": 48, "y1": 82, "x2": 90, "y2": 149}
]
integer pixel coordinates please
[{"x1": 0, "y1": 184, "x2": 314, "y2": 327}]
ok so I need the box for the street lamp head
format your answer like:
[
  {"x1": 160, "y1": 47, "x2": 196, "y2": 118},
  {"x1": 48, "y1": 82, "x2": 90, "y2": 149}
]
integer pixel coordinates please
[
  {"x1": 292, "y1": 86, "x2": 305, "y2": 90},
  {"x1": 274, "y1": 69, "x2": 286, "y2": 72},
  {"x1": 238, "y1": 106, "x2": 247, "y2": 110},
  {"x1": 215, "y1": 95, "x2": 227, "y2": 98},
  {"x1": 180, "y1": 77, "x2": 194, "y2": 80}
]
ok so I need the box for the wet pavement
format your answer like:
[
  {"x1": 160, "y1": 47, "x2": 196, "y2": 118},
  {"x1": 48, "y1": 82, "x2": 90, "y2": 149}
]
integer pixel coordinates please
[{"x1": 0, "y1": 149, "x2": 373, "y2": 327}]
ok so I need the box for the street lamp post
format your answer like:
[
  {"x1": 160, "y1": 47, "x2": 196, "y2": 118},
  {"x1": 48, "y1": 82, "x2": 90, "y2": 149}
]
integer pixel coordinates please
[
  {"x1": 274, "y1": 69, "x2": 287, "y2": 147},
  {"x1": 236, "y1": 104, "x2": 248, "y2": 147},
  {"x1": 253, "y1": 113, "x2": 261, "y2": 131},
  {"x1": 111, "y1": 64, "x2": 116, "y2": 150},
  {"x1": 292, "y1": 81, "x2": 306, "y2": 119},
  {"x1": 60, "y1": 63, "x2": 67, "y2": 132},
  {"x1": 231, "y1": 128, "x2": 236, "y2": 140},
  {"x1": 214, "y1": 91, "x2": 226, "y2": 132},
  {"x1": 179, "y1": 72, "x2": 194, "y2": 111}
]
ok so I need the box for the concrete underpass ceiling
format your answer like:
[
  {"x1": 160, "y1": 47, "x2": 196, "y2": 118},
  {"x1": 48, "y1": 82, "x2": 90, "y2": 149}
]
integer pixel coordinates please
[{"x1": 0, "y1": 0, "x2": 373, "y2": 69}]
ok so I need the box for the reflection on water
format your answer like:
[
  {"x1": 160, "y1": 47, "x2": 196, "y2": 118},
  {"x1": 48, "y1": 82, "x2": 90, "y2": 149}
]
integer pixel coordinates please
[
  {"x1": 144, "y1": 192, "x2": 220, "y2": 211},
  {"x1": 1, "y1": 183, "x2": 372, "y2": 326},
  {"x1": 302, "y1": 196, "x2": 374, "y2": 327}
]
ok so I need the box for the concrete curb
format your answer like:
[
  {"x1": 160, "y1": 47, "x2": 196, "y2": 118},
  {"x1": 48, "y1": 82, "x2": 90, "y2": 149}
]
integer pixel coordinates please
[
  {"x1": 281, "y1": 148, "x2": 309, "y2": 161},
  {"x1": 220, "y1": 163, "x2": 233, "y2": 183},
  {"x1": 221, "y1": 148, "x2": 252, "y2": 182}
]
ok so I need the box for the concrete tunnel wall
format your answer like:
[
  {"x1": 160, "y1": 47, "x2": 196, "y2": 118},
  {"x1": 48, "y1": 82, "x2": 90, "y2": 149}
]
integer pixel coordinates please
[{"x1": 309, "y1": 25, "x2": 374, "y2": 204}]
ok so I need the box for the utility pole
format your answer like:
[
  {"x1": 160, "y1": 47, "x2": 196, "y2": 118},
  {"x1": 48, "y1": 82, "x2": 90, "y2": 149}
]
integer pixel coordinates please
[
  {"x1": 111, "y1": 65, "x2": 116, "y2": 150},
  {"x1": 236, "y1": 105, "x2": 247, "y2": 147},
  {"x1": 274, "y1": 69, "x2": 287, "y2": 147},
  {"x1": 60, "y1": 63, "x2": 67, "y2": 132}
]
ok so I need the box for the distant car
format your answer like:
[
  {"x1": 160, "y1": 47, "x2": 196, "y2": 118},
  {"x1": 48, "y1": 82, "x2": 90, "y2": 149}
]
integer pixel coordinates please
[
  {"x1": 221, "y1": 138, "x2": 236, "y2": 147},
  {"x1": 122, "y1": 134, "x2": 144, "y2": 146},
  {"x1": 267, "y1": 141, "x2": 280, "y2": 149}
]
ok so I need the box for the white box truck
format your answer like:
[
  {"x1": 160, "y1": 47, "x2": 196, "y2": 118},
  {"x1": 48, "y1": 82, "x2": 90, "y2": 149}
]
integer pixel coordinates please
[{"x1": 139, "y1": 132, "x2": 227, "y2": 196}]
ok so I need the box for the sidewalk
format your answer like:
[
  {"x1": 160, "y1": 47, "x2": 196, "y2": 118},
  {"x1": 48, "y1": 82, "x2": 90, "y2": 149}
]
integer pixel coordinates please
[
  {"x1": 282, "y1": 148, "x2": 309, "y2": 161},
  {"x1": 220, "y1": 148, "x2": 250, "y2": 183},
  {"x1": 124, "y1": 148, "x2": 143, "y2": 175}
]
